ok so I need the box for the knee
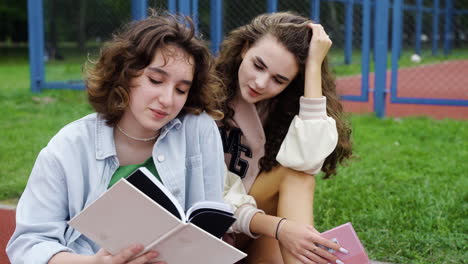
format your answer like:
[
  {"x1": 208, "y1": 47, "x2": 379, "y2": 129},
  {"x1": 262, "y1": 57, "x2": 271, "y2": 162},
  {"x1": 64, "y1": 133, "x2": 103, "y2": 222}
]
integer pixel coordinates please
[{"x1": 278, "y1": 167, "x2": 315, "y2": 192}]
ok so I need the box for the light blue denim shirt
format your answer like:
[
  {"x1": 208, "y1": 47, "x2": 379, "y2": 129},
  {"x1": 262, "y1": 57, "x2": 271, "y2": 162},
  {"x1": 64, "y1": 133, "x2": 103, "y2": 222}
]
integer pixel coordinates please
[{"x1": 7, "y1": 112, "x2": 226, "y2": 264}]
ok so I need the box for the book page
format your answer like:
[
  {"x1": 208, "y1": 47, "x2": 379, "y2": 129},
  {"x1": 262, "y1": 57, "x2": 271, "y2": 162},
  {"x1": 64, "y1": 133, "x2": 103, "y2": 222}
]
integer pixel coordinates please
[
  {"x1": 69, "y1": 179, "x2": 182, "y2": 255},
  {"x1": 188, "y1": 210, "x2": 236, "y2": 238},
  {"x1": 185, "y1": 200, "x2": 233, "y2": 218},
  {"x1": 127, "y1": 167, "x2": 186, "y2": 221},
  {"x1": 185, "y1": 200, "x2": 235, "y2": 238}
]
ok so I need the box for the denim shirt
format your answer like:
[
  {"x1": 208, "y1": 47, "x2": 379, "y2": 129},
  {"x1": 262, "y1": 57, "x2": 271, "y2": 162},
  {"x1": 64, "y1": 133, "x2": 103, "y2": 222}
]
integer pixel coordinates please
[{"x1": 7, "y1": 112, "x2": 226, "y2": 264}]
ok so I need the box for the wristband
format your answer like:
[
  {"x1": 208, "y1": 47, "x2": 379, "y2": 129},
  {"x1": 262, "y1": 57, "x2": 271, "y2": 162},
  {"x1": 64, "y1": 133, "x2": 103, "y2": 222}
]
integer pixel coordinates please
[{"x1": 275, "y1": 218, "x2": 287, "y2": 240}]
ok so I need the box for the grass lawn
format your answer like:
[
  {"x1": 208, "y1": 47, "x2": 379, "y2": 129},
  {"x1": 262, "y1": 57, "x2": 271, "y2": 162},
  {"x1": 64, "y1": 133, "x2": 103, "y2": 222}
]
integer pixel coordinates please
[
  {"x1": 314, "y1": 116, "x2": 467, "y2": 263},
  {"x1": 0, "y1": 49, "x2": 93, "y2": 199},
  {"x1": 0, "y1": 48, "x2": 467, "y2": 263}
]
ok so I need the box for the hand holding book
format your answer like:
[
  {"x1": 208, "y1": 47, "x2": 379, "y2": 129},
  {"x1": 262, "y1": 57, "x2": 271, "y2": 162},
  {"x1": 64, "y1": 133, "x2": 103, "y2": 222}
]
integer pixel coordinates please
[
  {"x1": 277, "y1": 220, "x2": 350, "y2": 264},
  {"x1": 49, "y1": 244, "x2": 162, "y2": 264},
  {"x1": 91, "y1": 244, "x2": 162, "y2": 264},
  {"x1": 320, "y1": 222, "x2": 370, "y2": 264},
  {"x1": 277, "y1": 221, "x2": 369, "y2": 264}
]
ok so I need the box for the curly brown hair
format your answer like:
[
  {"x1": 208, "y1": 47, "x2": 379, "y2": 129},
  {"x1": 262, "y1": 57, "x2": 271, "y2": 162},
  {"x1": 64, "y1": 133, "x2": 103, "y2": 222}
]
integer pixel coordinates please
[
  {"x1": 86, "y1": 10, "x2": 224, "y2": 126},
  {"x1": 216, "y1": 12, "x2": 352, "y2": 178}
]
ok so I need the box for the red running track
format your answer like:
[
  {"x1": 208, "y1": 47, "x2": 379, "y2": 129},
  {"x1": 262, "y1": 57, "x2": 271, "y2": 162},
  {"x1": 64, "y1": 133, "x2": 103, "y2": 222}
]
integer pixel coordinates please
[
  {"x1": 336, "y1": 60, "x2": 468, "y2": 119},
  {"x1": 0, "y1": 209, "x2": 15, "y2": 264}
]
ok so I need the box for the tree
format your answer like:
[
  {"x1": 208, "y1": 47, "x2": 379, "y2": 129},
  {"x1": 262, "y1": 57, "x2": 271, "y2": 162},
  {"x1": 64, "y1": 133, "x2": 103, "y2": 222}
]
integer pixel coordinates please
[
  {"x1": 46, "y1": 0, "x2": 64, "y2": 60},
  {"x1": 0, "y1": 0, "x2": 27, "y2": 43},
  {"x1": 77, "y1": 0, "x2": 87, "y2": 51}
]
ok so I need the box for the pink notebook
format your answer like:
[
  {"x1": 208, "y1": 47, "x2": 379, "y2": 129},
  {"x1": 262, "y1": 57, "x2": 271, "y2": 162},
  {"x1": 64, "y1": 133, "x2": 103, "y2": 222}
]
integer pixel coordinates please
[{"x1": 320, "y1": 222, "x2": 371, "y2": 264}]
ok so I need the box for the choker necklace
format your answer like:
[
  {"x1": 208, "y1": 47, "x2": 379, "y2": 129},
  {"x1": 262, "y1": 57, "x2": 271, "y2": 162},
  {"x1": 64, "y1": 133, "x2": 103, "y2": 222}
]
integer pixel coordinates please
[{"x1": 116, "y1": 125, "x2": 159, "y2": 142}]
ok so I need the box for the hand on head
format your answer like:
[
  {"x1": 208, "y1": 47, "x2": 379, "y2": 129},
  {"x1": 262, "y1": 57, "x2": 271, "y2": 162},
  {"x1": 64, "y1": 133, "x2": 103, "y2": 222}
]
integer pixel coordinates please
[{"x1": 306, "y1": 23, "x2": 333, "y2": 67}]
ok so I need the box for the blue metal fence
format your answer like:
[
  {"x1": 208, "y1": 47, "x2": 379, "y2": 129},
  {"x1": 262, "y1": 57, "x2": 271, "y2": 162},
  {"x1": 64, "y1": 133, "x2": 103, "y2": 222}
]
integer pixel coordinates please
[
  {"x1": 27, "y1": 0, "x2": 45, "y2": 93},
  {"x1": 339, "y1": 0, "x2": 371, "y2": 103},
  {"x1": 390, "y1": 0, "x2": 468, "y2": 107},
  {"x1": 27, "y1": 0, "x2": 468, "y2": 118},
  {"x1": 374, "y1": 0, "x2": 391, "y2": 118}
]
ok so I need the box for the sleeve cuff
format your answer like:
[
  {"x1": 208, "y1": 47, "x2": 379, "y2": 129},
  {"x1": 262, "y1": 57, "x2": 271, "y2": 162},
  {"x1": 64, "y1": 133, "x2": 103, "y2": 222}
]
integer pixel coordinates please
[
  {"x1": 299, "y1": 96, "x2": 328, "y2": 120},
  {"x1": 24, "y1": 241, "x2": 73, "y2": 264},
  {"x1": 232, "y1": 204, "x2": 264, "y2": 239}
]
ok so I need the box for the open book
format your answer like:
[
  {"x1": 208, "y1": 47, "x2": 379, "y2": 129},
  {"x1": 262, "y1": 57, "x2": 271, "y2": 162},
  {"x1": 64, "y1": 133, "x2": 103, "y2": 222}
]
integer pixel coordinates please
[
  {"x1": 69, "y1": 167, "x2": 246, "y2": 264},
  {"x1": 320, "y1": 222, "x2": 370, "y2": 264}
]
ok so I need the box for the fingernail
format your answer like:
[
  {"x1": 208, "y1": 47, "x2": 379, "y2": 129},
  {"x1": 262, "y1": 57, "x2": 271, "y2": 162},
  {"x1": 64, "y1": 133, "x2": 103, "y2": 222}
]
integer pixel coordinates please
[
  {"x1": 336, "y1": 260, "x2": 345, "y2": 264},
  {"x1": 339, "y1": 247, "x2": 349, "y2": 254}
]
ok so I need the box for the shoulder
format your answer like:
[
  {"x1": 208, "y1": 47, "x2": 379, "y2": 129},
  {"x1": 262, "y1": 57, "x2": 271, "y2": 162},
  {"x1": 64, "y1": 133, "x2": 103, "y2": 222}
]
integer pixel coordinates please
[
  {"x1": 179, "y1": 112, "x2": 217, "y2": 131},
  {"x1": 31, "y1": 113, "x2": 99, "y2": 173},
  {"x1": 47, "y1": 113, "x2": 98, "y2": 151}
]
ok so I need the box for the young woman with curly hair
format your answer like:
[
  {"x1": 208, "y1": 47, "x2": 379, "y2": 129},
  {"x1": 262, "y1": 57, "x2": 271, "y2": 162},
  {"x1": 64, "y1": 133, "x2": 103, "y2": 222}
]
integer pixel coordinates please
[
  {"x1": 219, "y1": 12, "x2": 353, "y2": 264},
  {"x1": 7, "y1": 12, "x2": 226, "y2": 264}
]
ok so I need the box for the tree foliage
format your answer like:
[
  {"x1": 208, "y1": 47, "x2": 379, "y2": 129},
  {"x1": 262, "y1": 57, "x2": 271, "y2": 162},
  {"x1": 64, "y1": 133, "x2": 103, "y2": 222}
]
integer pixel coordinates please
[{"x1": 0, "y1": 0, "x2": 27, "y2": 42}]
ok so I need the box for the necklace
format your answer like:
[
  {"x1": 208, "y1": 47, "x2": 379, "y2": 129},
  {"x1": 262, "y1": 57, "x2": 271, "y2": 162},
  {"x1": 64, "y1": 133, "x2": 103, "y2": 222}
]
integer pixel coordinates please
[{"x1": 116, "y1": 125, "x2": 159, "y2": 142}]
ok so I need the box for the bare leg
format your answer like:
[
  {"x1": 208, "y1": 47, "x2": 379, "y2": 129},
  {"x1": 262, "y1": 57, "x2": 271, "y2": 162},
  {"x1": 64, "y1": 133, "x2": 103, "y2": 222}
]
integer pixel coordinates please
[
  {"x1": 245, "y1": 166, "x2": 316, "y2": 264},
  {"x1": 244, "y1": 235, "x2": 284, "y2": 264},
  {"x1": 277, "y1": 167, "x2": 315, "y2": 263}
]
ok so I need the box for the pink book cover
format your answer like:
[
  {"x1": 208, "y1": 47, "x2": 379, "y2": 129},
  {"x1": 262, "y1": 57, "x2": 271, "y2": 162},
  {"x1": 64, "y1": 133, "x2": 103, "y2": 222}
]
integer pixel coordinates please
[{"x1": 320, "y1": 222, "x2": 371, "y2": 264}]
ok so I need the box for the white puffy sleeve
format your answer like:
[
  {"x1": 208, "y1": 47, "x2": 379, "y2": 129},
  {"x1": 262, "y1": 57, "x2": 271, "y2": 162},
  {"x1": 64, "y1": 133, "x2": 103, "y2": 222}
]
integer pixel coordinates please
[{"x1": 276, "y1": 96, "x2": 338, "y2": 175}]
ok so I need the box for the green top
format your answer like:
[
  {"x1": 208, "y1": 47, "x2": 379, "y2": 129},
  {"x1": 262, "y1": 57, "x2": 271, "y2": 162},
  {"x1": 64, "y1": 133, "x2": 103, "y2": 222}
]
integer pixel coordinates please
[{"x1": 108, "y1": 157, "x2": 161, "y2": 188}]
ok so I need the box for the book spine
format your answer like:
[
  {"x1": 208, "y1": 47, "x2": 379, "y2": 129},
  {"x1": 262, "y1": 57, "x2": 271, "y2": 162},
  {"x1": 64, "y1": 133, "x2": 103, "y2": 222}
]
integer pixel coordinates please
[{"x1": 144, "y1": 222, "x2": 188, "y2": 252}]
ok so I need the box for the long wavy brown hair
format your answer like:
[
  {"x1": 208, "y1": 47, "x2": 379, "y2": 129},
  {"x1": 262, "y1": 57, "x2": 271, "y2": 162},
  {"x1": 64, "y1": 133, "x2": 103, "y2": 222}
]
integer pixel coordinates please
[
  {"x1": 86, "y1": 10, "x2": 224, "y2": 126},
  {"x1": 216, "y1": 12, "x2": 352, "y2": 178}
]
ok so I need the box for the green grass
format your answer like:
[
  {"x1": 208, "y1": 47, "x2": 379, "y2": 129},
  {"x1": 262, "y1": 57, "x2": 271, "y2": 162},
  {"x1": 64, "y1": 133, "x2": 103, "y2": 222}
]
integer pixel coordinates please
[
  {"x1": 0, "y1": 48, "x2": 467, "y2": 263},
  {"x1": 314, "y1": 115, "x2": 468, "y2": 264},
  {"x1": 0, "y1": 52, "x2": 92, "y2": 199}
]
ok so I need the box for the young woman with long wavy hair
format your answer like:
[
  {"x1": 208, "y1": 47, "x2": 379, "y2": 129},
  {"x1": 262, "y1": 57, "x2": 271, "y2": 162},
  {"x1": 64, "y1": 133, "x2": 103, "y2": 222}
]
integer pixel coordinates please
[{"x1": 219, "y1": 12, "x2": 353, "y2": 264}]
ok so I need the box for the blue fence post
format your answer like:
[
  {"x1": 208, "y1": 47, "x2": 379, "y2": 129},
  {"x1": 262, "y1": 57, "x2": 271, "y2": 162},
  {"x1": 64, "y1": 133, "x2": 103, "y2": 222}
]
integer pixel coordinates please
[
  {"x1": 396, "y1": 0, "x2": 403, "y2": 59},
  {"x1": 391, "y1": 0, "x2": 403, "y2": 103},
  {"x1": 361, "y1": 0, "x2": 371, "y2": 101},
  {"x1": 444, "y1": 0, "x2": 453, "y2": 55},
  {"x1": 374, "y1": 0, "x2": 390, "y2": 118},
  {"x1": 432, "y1": 0, "x2": 440, "y2": 55},
  {"x1": 178, "y1": 0, "x2": 190, "y2": 15},
  {"x1": 28, "y1": 0, "x2": 45, "y2": 93},
  {"x1": 414, "y1": 0, "x2": 423, "y2": 55},
  {"x1": 192, "y1": 0, "x2": 199, "y2": 33},
  {"x1": 311, "y1": 0, "x2": 320, "y2": 22},
  {"x1": 210, "y1": 0, "x2": 223, "y2": 54},
  {"x1": 168, "y1": 0, "x2": 177, "y2": 13},
  {"x1": 131, "y1": 0, "x2": 147, "y2": 20},
  {"x1": 345, "y1": 0, "x2": 354, "y2": 64},
  {"x1": 267, "y1": 0, "x2": 278, "y2": 13}
]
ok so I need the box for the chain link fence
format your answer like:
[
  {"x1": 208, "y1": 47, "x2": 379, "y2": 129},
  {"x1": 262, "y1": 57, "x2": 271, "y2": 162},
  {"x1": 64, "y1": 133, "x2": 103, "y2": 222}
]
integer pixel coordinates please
[
  {"x1": 391, "y1": 0, "x2": 468, "y2": 103},
  {"x1": 34, "y1": 0, "x2": 467, "y2": 112},
  {"x1": 42, "y1": 0, "x2": 132, "y2": 82}
]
